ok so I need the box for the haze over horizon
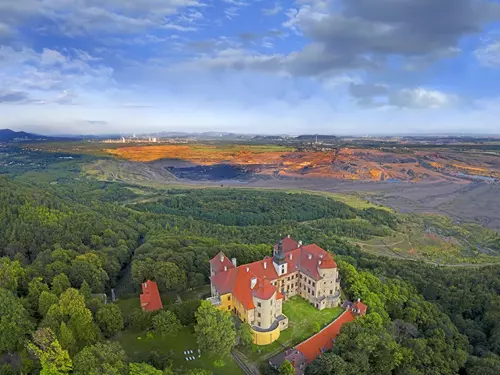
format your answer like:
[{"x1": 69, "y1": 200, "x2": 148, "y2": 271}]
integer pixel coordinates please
[{"x1": 2, "y1": 0, "x2": 500, "y2": 135}]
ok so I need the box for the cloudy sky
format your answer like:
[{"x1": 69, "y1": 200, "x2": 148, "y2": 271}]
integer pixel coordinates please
[{"x1": 1, "y1": 0, "x2": 500, "y2": 135}]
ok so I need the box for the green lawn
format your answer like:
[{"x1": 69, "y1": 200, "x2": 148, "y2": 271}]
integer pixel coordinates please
[
  {"x1": 245, "y1": 297, "x2": 343, "y2": 362},
  {"x1": 115, "y1": 327, "x2": 244, "y2": 375}
]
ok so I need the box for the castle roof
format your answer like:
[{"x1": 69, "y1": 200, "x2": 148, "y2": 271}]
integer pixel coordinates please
[
  {"x1": 274, "y1": 236, "x2": 299, "y2": 252},
  {"x1": 296, "y1": 309, "x2": 356, "y2": 364},
  {"x1": 210, "y1": 251, "x2": 235, "y2": 275},
  {"x1": 252, "y1": 278, "x2": 276, "y2": 300},
  {"x1": 210, "y1": 237, "x2": 337, "y2": 311}
]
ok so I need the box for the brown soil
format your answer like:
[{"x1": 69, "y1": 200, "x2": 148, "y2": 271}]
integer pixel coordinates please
[{"x1": 106, "y1": 145, "x2": 499, "y2": 182}]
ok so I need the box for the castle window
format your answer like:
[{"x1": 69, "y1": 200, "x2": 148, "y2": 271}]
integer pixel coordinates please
[
  {"x1": 312, "y1": 282, "x2": 315, "y2": 287},
  {"x1": 228, "y1": 296, "x2": 231, "y2": 301},
  {"x1": 257, "y1": 302, "x2": 261, "y2": 308},
  {"x1": 258, "y1": 313, "x2": 261, "y2": 318},
  {"x1": 330, "y1": 290, "x2": 333, "y2": 294},
  {"x1": 228, "y1": 306, "x2": 231, "y2": 310}
]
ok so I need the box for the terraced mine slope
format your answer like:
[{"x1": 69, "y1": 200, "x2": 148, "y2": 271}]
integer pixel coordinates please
[{"x1": 105, "y1": 145, "x2": 500, "y2": 182}]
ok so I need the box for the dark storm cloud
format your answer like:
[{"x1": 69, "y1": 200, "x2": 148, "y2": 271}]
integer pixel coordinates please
[{"x1": 286, "y1": 0, "x2": 500, "y2": 76}]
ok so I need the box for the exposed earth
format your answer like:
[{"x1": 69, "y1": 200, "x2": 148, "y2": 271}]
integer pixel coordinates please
[{"x1": 105, "y1": 145, "x2": 500, "y2": 182}]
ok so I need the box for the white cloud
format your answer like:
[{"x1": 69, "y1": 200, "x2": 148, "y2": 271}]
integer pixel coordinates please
[
  {"x1": 0, "y1": 46, "x2": 114, "y2": 105},
  {"x1": 0, "y1": 0, "x2": 205, "y2": 37},
  {"x1": 262, "y1": 3, "x2": 283, "y2": 16},
  {"x1": 388, "y1": 88, "x2": 458, "y2": 109},
  {"x1": 475, "y1": 33, "x2": 500, "y2": 67}
]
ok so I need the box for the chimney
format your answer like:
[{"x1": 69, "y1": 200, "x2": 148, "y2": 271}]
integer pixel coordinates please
[
  {"x1": 246, "y1": 267, "x2": 250, "y2": 272},
  {"x1": 231, "y1": 258, "x2": 237, "y2": 267},
  {"x1": 308, "y1": 254, "x2": 312, "y2": 260},
  {"x1": 289, "y1": 253, "x2": 293, "y2": 260},
  {"x1": 318, "y1": 260, "x2": 322, "y2": 266},
  {"x1": 319, "y1": 254, "x2": 323, "y2": 259},
  {"x1": 220, "y1": 254, "x2": 225, "y2": 262},
  {"x1": 287, "y1": 234, "x2": 291, "y2": 238},
  {"x1": 224, "y1": 266, "x2": 227, "y2": 272},
  {"x1": 298, "y1": 240, "x2": 303, "y2": 246},
  {"x1": 264, "y1": 262, "x2": 267, "y2": 269},
  {"x1": 357, "y1": 298, "x2": 361, "y2": 302},
  {"x1": 251, "y1": 277, "x2": 257, "y2": 289}
]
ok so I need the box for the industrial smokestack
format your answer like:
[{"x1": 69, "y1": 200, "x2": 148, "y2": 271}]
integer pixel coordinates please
[{"x1": 232, "y1": 258, "x2": 237, "y2": 267}]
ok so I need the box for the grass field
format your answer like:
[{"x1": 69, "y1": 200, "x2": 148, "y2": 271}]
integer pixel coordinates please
[
  {"x1": 115, "y1": 327, "x2": 243, "y2": 375},
  {"x1": 246, "y1": 297, "x2": 343, "y2": 362}
]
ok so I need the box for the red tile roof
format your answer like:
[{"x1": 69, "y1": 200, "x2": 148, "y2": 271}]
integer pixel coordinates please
[
  {"x1": 210, "y1": 239, "x2": 338, "y2": 310},
  {"x1": 296, "y1": 310, "x2": 356, "y2": 364},
  {"x1": 252, "y1": 278, "x2": 276, "y2": 300},
  {"x1": 352, "y1": 300, "x2": 368, "y2": 316},
  {"x1": 274, "y1": 236, "x2": 299, "y2": 252},
  {"x1": 297, "y1": 244, "x2": 336, "y2": 280},
  {"x1": 211, "y1": 267, "x2": 238, "y2": 295},
  {"x1": 210, "y1": 252, "x2": 235, "y2": 275},
  {"x1": 232, "y1": 269, "x2": 257, "y2": 309},
  {"x1": 140, "y1": 280, "x2": 163, "y2": 312}
]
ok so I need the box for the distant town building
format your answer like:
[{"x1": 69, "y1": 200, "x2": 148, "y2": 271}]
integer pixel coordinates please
[
  {"x1": 208, "y1": 236, "x2": 341, "y2": 345},
  {"x1": 140, "y1": 280, "x2": 163, "y2": 312}
]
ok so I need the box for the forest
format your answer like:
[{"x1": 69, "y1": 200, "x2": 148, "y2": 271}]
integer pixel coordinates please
[{"x1": 1, "y1": 160, "x2": 500, "y2": 374}]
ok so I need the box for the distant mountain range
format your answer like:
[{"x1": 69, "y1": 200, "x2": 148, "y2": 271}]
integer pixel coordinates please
[
  {"x1": 0, "y1": 129, "x2": 78, "y2": 142},
  {"x1": 0, "y1": 129, "x2": 43, "y2": 142}
]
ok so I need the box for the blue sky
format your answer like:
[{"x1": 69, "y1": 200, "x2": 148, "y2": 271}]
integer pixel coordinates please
[{"x1": 1, "y1": 0, "x2": 500, "y2": 135}]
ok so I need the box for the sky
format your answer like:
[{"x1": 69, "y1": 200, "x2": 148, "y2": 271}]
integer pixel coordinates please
[{"x1": 1, "y1": 0, "x2": 500, "y2": 135}]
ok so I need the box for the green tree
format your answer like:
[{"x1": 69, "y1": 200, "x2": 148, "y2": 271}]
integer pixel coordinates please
[
  {"x1": 51, "y1": 274, "x2": 71, "y2": 296},
  {"x1": 27, "y1": 277, "x2": 50, "y2": 313},
  {"x1": 0, "y1": 258, "x2": 24, "y2": 292},
  {"x1": 279, "y1": 360, "x2": 295, "y2": 375},
  {"x1": 39, "y1": 291, "x2": 59, "y2": 317},
  {"x1": 96, "y1": 304, "x2": 124, "y2": 338},
  {"x1": 170, "y1": 300, "x2": 201, "y2": 326},
  {"x1": 306, "y1": 353, "x2": 348, "y2": 375},
  {"x1": 128, "y1": 363, "x2": 163, "y2": 375},
  {"x1": 27, "y1": 328, "x2": 72, "y2": 375},
  {"x1": 58, "y1": 322, "x2": 75, "y2": 353},
  {"x1": 128, "y1": 308, "x2": 153, "y2": 331},
  {"x1": 73, "y1": 342, "x2": 127, "y2": 375},
  {"x1": 70, "y1": 254, "x2": 109, "y2": 293},
  {"x1": 0, "y1": 288, "x2": 33, "y2": 353},
  {"x1": 194, "y1": 301, "x2": 236, "y2": 359},
  {"x1": 237, "y1": 323, "x2": 253, "y2": 349},
  {"x1": 79, "y1": 281, "x2": 92, "y2": 301},
  {"x1": 186, "y1": 370, "x2": 212, "y2": 375},
  {"x1": 152, "y1": 310, "x2": 182, "y2": 338},
  {"x1": 58, "y1": 288, "x2": 98, "y2": 348}
]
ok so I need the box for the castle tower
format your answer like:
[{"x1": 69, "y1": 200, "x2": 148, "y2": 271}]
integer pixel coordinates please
[{"x1": 273, "y1": 240, "x2": 287, "y2": 276}]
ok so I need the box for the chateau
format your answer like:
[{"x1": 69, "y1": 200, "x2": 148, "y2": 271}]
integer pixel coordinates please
[{"x1": 208, "y1": 236, "x2": 341, "y2": 345}]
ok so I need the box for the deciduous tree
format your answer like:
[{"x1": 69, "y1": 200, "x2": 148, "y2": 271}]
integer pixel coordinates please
[
  {"x1": 51, "y1": 274, "x2": 71, "y2": 296},
  {"x1": 128, "y1": 363, "x2": 163, "y2": 375},
  {"x1": 194, "y1": 301, "x2": 236, "y2": 359},
  {"x1": 152, "y1": 310, "x2": 182, "y2": 337},
  {"x1": 73, "y1": 342, "x2": 127, "y2": 375},
  {"x1": 0, "y1": 288, "x2": 33, "y2": 353},
  {"x1": 27, "y1": 328, "x2": 72, "y2": 375},
  {"x1": 237, "y1": 323, "x2": 253, "y2": 349},
  {"x1": 95, "y1": 304, "x2": 124, "y2": 338},
  {"x1": 279, "y1": 360, "x2": 295, "y2": 375}
]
